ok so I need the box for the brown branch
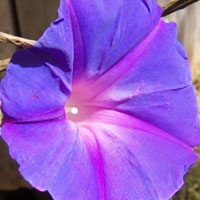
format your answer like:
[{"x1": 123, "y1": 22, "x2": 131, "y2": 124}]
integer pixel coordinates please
[
  {"x1": 162, "y1": 0, "x2": 200, "y2": 17},
  {"x1": 0, "y1": 32, "x2": 35, "y2": 70},
  {"x1": 0, "y1": 32, "x2": 35, "y2": 48},
  {"x1": 0, "y1": 59, "x2": 11, "y2": 72}
]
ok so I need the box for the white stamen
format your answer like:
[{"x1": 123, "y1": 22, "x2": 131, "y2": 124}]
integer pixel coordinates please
[{"x1": 71, "y1": 107, "x2": 79, "y2": 115}]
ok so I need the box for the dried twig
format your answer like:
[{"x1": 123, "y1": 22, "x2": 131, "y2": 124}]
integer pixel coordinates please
[
  {"x1": 0, "y1": 32, "x2": 35, "y2": 69},
  {"x1": 0, "y1": 32, "x2": 35, "y2": 48},
  {"x1": 0, "y1": 59, "x2": 11, "y2": 72},
  {"x1": 162, "y1": 0, "x2": 200, "y2": 17}
]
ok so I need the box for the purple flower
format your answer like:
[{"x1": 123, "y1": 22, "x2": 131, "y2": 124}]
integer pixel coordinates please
[{"x1": 1, "y1": 0, "x2": 200, "y2": 199}]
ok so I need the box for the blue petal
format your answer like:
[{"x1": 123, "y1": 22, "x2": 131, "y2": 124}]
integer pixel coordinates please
[
  {"x1": 61, "y1": 0, "x2": 162, "y2": 80},
  {"x1": 0, "y1": 50, "x2": 67, "y2": 121},
  {"x1": 80, "y1": 110, "x2": 197, "y2": 200},
  {"x1": 0, "y1": 7, "x2": 74, "y2": 121},
  {"x1": 2, "y1": 110, "x2": 197, "y2": 200},
  {"x1": 1, "y1": 120, "x2": 99, "y2": 200},
  {"x1": 90, "y1": 20, "x2": 200, "y2": 147}
]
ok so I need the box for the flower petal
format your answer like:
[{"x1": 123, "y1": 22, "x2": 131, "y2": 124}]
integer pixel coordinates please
[
  {"x1": 2, "y1": 110, "x2": 196, "y2": 200},
  {"x1": 0, "y1": 50, "x2": 67, "y2": 121},
  {"x1": 1, "y1": 120, "x2": 99, "y2": 200},
  {"x1": 0, "y1": 9, "x2": 74, "y2": 121},
  {"x1": 115, "y1": 86, "x2": 200, "y2": 147},
  {"x1": 90, "y1": 20, "x2": 200, "y2": 147},
  {"x1": 63, "y1": 0, "x2": 162, "y2": 80},
  {"x1": 80, "y1": 109, "x2": 197, "y2": 200},
  {"x1": 34, "y1": 2, "x2": 74, "y2": 88}
]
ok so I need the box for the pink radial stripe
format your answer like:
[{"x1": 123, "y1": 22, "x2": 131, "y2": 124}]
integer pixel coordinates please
[
  {"x1": 79, "y1": 109, "x2": 195, "y2": 151},
  {"x1": 87, "y1": 121, "x2": 197, "y2": 199},
  {"x1": 79, "y1": 126, "x2": 106, "y2": 200},
  {"x1": 77, "y1": 19, "x2": 163, "y2": 100}
]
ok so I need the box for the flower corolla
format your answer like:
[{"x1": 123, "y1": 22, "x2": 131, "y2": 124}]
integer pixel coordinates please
[{"x1": 1, "y1": 0, "x2": 200, "y2": 199}]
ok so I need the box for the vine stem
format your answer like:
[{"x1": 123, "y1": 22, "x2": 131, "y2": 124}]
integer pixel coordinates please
[
  {"x1": 162, "y1": 0, "x2": 200, "y2": 17},
  {"x1": 0, "y1": 32, "x2": 35, "y2": 70},
  {"x1": 0, "y1": 59, "x2": 10, "y2": 72},
  {"x1": 0, "y1": 0, "x2": 200, "y2": 69},
  {"x1": 0, "y1": 32, "x2": 35, "y2": 48}
]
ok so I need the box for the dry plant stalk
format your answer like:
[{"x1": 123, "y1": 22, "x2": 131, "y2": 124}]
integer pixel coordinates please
[
  {"x1": 0, "y1": 32, "x2": 36, "y2": 70},
  {"x1": 162, "y1": 0, "x2": 200, "y2": 17},
  {"x1": 0, "y1": 59, "x2": 10, "y2": 72},
  {"x1": 0, "y1": 0, "x2": 199, "y2": 69},
  {"x1": 0, "y1": 32, "x2": 35, "y2": 48}
]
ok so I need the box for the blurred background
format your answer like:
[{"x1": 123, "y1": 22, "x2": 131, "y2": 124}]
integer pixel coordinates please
[{"x1": 0, "y1": 0, "x2": 200, "y2": 199}]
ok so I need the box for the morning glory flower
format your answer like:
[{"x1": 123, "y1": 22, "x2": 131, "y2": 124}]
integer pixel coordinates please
[{"x1": 1, "y1": 0, "x2": 200, "y2": 199}]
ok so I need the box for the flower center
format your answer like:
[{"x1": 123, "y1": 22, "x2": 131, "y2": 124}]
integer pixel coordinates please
[
  {"x1": 65, "y1": 106, "x2": 78, "y2": 115},
  {"x1": 64, "y1": 96, "x2": 100, "y2": 123},
  {"x1": 64, "y1": 92, "x2": 87, "y2": 122},
  {"x1": 64, "y1": 84, "x2": 101, "y2": 122},
  {"x1": 65, "y1": 102, "x2": 80, "y2": 121}
]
